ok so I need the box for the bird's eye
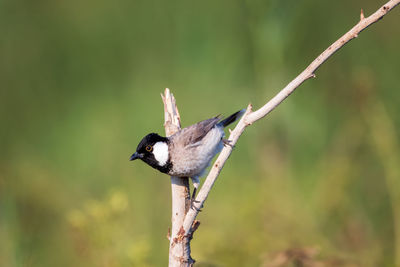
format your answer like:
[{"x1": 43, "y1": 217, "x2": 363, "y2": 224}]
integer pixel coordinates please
[{"x1": 145, "y1": 145, "x2": 153, "y2": 152}]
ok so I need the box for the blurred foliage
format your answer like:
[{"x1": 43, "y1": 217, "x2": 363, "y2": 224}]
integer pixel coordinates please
[{"x1": 1, "y1": 0, "x2": 400, "y2": 266}]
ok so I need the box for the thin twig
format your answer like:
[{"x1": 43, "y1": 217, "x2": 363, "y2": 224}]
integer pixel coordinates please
[{"x1": 182, "y1": 0, "x2": 400, "y2": 236}]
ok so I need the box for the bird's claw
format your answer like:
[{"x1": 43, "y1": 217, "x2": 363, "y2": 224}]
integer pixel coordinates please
[
  {"x1": 190, "y1": 198, "x2": 202, "y2": 212},
  {"x1": 222, "y1": 139, "x2": 234, "y2": 148}
]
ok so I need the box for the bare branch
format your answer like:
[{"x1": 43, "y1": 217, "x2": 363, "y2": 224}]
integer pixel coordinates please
[
  {"x1": 162, "y1": 89, "x2": 182, "y2": 136},
  {"x1": 160, "y1": 1, "x2": 400, "y2": 265},
  {"x1": 182, "y1": 0, "x2": 400, "y2": 235},
  {"x1": 162, "y1": 89, "x2": 193, "y2": 267}
]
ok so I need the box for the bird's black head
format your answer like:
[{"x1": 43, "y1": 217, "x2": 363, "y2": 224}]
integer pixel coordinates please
[{"x1": 130, "y1": 133, "x2": 172, "y2": 174}]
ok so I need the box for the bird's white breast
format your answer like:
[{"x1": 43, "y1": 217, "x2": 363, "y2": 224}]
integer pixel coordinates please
[{"x1": 153, "y1": 142, "x2": 169, "y2": 166}]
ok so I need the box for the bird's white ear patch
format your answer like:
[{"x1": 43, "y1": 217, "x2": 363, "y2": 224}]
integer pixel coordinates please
[{"x1": 152, "y1": 142, "x2": 169, "y2": 166}]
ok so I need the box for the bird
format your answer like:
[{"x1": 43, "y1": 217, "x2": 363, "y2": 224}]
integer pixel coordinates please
[{"x1": 130, "y1": 109, "x2": 245, "y2": 200}]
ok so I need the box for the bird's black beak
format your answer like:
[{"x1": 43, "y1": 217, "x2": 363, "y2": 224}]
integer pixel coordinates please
[{"x1": 130, "y1": 152, "x2": 142, "y2": 161}]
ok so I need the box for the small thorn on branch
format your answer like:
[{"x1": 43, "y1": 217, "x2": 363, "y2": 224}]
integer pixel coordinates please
[
  {"x1": 360, "y1": 9, "x2": 365, "y2": 20},
  {"x1": 243, "y1": 103, "x2": 254, "y2": 126},
  {"x1": 248, "y1": 103, "x2": 253, "y2": 112}
]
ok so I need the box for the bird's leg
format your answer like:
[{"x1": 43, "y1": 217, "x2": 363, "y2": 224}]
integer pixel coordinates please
[
  {"x1": 191, "y1": 186, "x2": 197, "y2": 201},
  {"x1": 190, "y1": 177, "x2": 202, "y2": 211}
]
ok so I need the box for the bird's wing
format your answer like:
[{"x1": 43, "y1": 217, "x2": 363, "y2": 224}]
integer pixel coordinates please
[{"x1": 173, "y1": 116, "x2": 221, "y2": 147}]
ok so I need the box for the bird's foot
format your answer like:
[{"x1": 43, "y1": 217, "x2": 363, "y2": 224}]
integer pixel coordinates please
[
  {"x1": 222, "y1": 139, "x2": 234, "y2": 148},
  {"x1": 190, "y1": 198, "x2": 202, "y2": 212}
]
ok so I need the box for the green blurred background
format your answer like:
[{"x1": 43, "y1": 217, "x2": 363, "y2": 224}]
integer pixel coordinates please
[{"x1": 1, "y1": 0, "x2": 400, "y2": 266}]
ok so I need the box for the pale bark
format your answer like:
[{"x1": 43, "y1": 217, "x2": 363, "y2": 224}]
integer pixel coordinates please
[
  {"x1": 162, "y1": 89, "x2": 194, "y2": 266},
  {"x1": 163, "y1": 0, "x2": 400, "y2": 265}
]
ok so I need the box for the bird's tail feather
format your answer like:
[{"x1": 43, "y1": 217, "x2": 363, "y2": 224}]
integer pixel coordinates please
[{"x1": 219, "y1": 109, "x2": 245, "y2": 127}]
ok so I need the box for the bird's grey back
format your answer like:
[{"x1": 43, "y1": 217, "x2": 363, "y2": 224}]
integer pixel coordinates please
[{"x1": 172, "y1": 116, "x2": 221, "y2": 147}]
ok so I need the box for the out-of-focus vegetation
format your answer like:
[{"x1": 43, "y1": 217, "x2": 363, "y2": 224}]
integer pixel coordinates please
[{"x1": 1, "y1": 0, "x2": 399, "y2": 266}]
